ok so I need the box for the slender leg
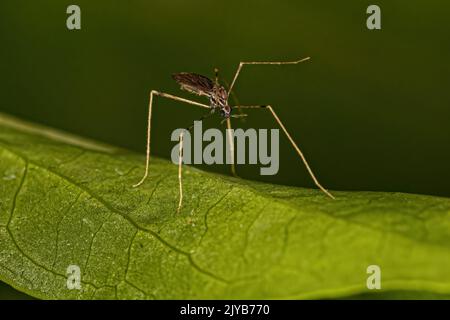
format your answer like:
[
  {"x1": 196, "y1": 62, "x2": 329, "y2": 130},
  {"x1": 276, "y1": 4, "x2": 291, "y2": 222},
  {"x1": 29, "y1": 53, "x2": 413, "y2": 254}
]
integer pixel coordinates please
[
  {"x1": 234, "y1": 104, "x2": 335, "y2": 199},
  {"x1": 226, "y1": 117, "x2": 238, "y2": 177},
  {"x1": 174, "y1": 110, "x2": 216, "y2": 212},
  {"x1": 177, "y1": 131, "x2": 184, "y2": 213},
  {"x1": 214, "y1": 68, "x2": 219, "y2": 85},
  {"x1": 221, "y1": 77, "x2": 246, "y2": 120},
  {"x1": 214, "y1": 69, "x2": 241, "y2": 177},
  {"x1": 227, "y1": 57, "x2": 311, "y2": 95},
  {"x1": 133, "y1": 90, "x2": 209, "y2": 187}
]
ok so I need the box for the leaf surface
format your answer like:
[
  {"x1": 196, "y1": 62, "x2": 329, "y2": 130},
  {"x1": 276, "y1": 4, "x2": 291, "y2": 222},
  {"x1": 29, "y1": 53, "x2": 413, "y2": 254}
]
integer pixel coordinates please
[{"x1": 1, "y1": 113, "x2": 450, "y2": 299}]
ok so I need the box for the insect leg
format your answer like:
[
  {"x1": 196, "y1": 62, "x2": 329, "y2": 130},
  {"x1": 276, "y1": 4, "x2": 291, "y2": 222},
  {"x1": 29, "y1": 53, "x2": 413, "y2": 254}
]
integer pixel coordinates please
[
  {"x1": 227, "y1": 57, "x2": 310, "y2": 95},
  {"x1": 226, "y1": 117, "x2": 238, "y2": 177},
  {"x1": 234, "y1": 104, "x2": 335, "y2": 199},
  {"x1": 214, "y1": 68, "x2": 219, "y2": 85},
  {"x1": 210, "y1": 69, "x2": 239, "y2": 176},
  {"x1": 133, "y1": 90, "x2": 210, "y2": 187},
  {"x1": 177, "y1": 131, "x2": 184, "y2": 213},
  {"x1": 173, "y1": 109, "x2": 217, "y2": 212},
  {"x1": 221, "y1": 78, "x2": 246, "y2": 121}
]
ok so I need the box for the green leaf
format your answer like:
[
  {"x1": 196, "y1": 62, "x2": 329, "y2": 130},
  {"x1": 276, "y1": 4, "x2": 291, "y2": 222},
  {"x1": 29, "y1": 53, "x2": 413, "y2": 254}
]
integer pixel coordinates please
[{"x1": 1, "y1": 112, "x2": 450, "y2": 300}]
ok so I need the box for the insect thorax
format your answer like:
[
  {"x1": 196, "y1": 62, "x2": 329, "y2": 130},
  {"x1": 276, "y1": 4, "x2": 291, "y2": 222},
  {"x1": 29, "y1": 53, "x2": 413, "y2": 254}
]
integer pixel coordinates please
[{"x1": 209, "y1": 85, "x2": 231, "y2": 117}]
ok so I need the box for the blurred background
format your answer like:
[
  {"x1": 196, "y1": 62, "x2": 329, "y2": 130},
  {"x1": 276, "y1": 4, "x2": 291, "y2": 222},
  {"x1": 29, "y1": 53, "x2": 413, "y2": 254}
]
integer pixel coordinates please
[{"x1": 0, "y1": 0, "x2": 449, "y2": 298}]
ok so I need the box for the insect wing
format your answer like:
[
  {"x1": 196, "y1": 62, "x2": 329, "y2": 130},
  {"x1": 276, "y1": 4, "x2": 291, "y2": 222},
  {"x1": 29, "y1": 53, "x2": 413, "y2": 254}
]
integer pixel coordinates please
[{"x1": 172, "y1": 73, "x2": 214, "y2": 97}]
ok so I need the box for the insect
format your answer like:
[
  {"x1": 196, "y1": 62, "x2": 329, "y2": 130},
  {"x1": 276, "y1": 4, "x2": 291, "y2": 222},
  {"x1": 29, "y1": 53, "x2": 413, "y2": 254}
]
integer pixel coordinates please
[{"x1": 133, "y1": 57, "x2": 335, "y2": 212}]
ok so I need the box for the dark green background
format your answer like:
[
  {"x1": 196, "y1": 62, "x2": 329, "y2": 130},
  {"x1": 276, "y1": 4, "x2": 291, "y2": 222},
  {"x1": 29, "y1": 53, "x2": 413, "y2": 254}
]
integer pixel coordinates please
[{"x1": 0, "y1": 0, "x2": 449, "y2": 299}]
